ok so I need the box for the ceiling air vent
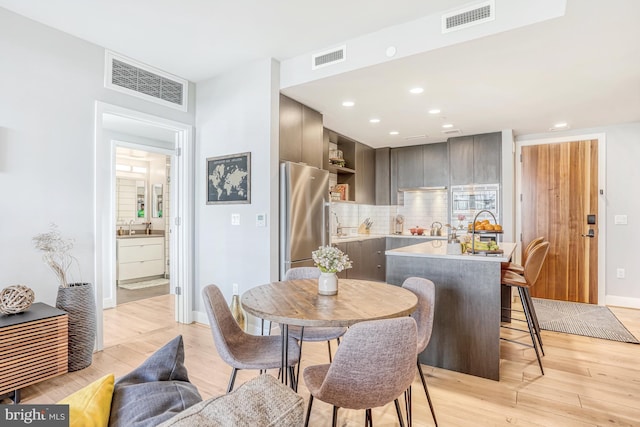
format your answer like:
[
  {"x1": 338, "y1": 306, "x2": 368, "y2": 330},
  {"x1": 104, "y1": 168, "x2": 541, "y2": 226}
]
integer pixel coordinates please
[
  {"x1": 442, "y1": 0, "x2": 495, "y2": 34},
  {"x1": 312, "y1": 45, "x2": 346, "y2": 70},
  {"x1": 442, "y1": 129, "x2": 462, "y2": 135},
  {"x1": 105, "y1": 51, "x2": 188, "y2": 111}
]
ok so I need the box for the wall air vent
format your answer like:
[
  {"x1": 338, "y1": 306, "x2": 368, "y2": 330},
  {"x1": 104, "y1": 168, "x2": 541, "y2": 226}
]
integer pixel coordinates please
[
  {"x1": 442, "y1": 0, "x2": 495, "y2": 34},
  {"x1": 312, "y1": 45, "x2": 346, "y2": 70},
  {"x1": 105, "y1": 51, "x2": 188, "y2": 111},
  {"x1": 441, "y1": 129, "x2": 462, "y2": 135}
]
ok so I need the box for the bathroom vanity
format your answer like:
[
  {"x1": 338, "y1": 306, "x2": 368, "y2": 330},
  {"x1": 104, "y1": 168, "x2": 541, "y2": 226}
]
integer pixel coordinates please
[{"x1": 116, "y1": 236, "x2": 165, "y2": 284}]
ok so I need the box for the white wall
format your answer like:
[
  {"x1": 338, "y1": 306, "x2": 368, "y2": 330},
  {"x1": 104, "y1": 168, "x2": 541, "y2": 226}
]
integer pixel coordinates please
[
  {"x1": 0, "y1": 8, "x2": 194, "y2": 306},
  {"x1": 517, "y1": 121, "x2": 640, "y2": 308},
  {"x1": 194, "y1": 59, "x2": 280, "y2": 321}
]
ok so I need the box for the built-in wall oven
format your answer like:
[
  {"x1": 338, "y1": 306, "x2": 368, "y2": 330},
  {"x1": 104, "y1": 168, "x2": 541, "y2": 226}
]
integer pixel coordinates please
[{"x1": 451, "y1": 184, "x2": 500, "y2": 225}]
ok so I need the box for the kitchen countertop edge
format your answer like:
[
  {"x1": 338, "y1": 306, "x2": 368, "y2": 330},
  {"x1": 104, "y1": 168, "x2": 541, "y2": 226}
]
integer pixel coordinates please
[
  {"x1": 331, "y1": 234, "x2": 448, "y2": 244},
  {"x1": 386, "y1": 241, "x2": 517, "y2": 262}
]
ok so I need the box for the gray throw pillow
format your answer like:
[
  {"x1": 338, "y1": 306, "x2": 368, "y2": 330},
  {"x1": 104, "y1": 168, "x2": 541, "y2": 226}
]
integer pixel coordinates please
[{"x1": 108, "y1": 335, "x2": 202, "y2": 427}]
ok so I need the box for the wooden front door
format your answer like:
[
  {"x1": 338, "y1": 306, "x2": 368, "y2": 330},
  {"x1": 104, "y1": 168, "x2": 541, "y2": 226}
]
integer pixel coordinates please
[{"x1": 521, "y1": 140, "x2": 598, "y2": 303}]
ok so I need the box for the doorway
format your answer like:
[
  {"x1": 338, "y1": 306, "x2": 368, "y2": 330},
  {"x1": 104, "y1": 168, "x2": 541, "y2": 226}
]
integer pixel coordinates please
[
  {"x1": 114, "y1": 146, "x2": 172, "y2": 305},
  {"x1": 94, "y1": 102, "x2": 194, "y2": 351},
  {"x1": 516, "y1": 134, "x2": 606, "y2": 304}
]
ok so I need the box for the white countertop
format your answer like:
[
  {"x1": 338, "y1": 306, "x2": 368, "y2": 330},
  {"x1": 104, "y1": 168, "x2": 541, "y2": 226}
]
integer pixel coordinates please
[
  {"x1": 386, "y1": 241, "x2": 517, "y2": 262},
  {"x1": 331, "y1": 234, "x2": 448, "y2": 244}
]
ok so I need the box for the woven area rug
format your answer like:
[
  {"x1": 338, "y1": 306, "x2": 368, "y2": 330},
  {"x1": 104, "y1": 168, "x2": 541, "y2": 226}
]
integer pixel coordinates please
[
  {"x1": 119, "y1": 278, "x2": 169, "y2": 290},
  {"x1": 532, "y1": 298, "x2": 639, "y2": 344}
]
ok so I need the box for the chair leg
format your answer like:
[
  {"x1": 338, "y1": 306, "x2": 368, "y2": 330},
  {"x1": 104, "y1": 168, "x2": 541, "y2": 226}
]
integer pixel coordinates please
[
  {"x1": 332, "y1": 406, "x2": 339, "y2": 427},
  {"x1": 304, "y1": 395, "x2": 314, "y2": 427},
  {"x1": 523, "y1": 288, "x2": 544, "y2": 354},
  {"x1": 327, "y1": 340, "x2": 332, "y2": 363},
  {"x1": 518, "y1": 287, "x2": 544, "y2": 375},
  {"x1": 295, "y1": 327, "x2": 305, "y2": 391},
  {"x1": 365, "y1": 408, "x2": 372, "y2": 427},
  {"x1": 417, "y1": 361, "x2": 438, "y2": 426},
  {"x1": 394, "y1": 399, "x2": 406, "y2": 427},
  {"x1": 226, "y1": 368, "x2": 238, "y2": 393},
  {"x1": 289, "y1": 366, "x2": 297, "y2": 391}
]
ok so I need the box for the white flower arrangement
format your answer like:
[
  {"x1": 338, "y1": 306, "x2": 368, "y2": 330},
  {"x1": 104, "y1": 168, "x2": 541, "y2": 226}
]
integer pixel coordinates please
[
  {"x1": 312, "y1": 245, "x2": 353, "y2": 273},
  {"x1": 33, "y1": 224, "x2": 79, "y2": 288}
]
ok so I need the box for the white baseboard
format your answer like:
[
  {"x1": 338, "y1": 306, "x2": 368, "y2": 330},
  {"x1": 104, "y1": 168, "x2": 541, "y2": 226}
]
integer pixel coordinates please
[
  {"x1": 605, "y1": 295, "x2": 640, "y2": 309},
  {"x1": 103, "y1": 298, "x2": 115, "y2": 309}
]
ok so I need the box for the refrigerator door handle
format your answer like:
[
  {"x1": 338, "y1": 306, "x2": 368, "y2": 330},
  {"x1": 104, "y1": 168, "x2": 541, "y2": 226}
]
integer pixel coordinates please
[{"x1": 322, "y1": 201, "x2": 329, "y2": 247}]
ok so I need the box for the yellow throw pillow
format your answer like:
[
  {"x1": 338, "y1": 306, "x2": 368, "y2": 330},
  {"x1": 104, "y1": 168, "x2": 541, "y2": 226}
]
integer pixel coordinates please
[{"x1": 58, "y1": 373, "x2": 115, "y2": 427}]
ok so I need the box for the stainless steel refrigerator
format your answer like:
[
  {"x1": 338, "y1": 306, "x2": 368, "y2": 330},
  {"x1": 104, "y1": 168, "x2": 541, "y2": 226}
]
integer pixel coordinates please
[{"x1": 280, "y1": 161, "x2": 330, "y2": 279}]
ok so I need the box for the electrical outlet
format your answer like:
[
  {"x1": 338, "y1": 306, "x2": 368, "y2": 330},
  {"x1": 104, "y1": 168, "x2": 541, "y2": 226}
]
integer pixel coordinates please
[
  {"x1": 616, "y1": 268, "x2": 625, "y2": 279},
  {"x1": 231, "y1": 213, "x2": 240, "y2": 225}
]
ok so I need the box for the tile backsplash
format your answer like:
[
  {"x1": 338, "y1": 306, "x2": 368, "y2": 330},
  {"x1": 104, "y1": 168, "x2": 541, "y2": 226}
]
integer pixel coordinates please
[{"x1": 330, "y1": 189, "x2": 449, "y2": 236}]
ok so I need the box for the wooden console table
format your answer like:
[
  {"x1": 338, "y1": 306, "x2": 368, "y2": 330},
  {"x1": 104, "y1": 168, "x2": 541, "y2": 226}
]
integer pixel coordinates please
[{"x1": 0, "y1": 303, "x2": 68, "y2": 403}]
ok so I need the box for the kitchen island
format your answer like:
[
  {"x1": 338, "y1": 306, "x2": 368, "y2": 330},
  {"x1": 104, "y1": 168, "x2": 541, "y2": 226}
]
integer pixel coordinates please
[{"x1": 386, "y1": 241, "x2": 517, "y2": 381}]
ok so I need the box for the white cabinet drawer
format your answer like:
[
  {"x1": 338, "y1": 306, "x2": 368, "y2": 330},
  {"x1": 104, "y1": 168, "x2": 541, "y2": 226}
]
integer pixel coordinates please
[
  {"x1": 117, "y1": 237, "x2": 163, "y2": 247},
  {"x1": 118, "y1": 260, "x2": 165, "y2": 281},
  {"x1": 118, "y1": 244, "x2": 163, "y2": 263}
]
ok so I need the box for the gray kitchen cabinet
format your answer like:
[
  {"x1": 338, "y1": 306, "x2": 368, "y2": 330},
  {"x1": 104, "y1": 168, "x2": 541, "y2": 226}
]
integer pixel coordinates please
[
  {"x1": 355, "y1": 142, "x2": 375, "y2": 204},
  {"x1": 423, "y1": 142, "x2": 449, "y2": 187},
  {"x1": 473, "y1": 132, "x2": 502, "y2": 184},
  {"x1": 279, "y1": 94, "x2": 324, "y2": 169},
  {"x1": 334, "y1": 238, "x2": 385, "y2": 281},
  {"x1": 375, "y1": 147, "x2": 390, "y2": 205},
  {"x1": 279, "y1": 94, "x2": 302, "y2": 164},
  {"x1": 390, "y1": 145, "x2": 424, "y2": 204},
  {"x1": 449, "y1": 132, "x2": 501, "y2": 185},
  {"x1": 396, "y1": 145, "x2": 424, "y2": 189},
  {"x1": 449, "y1": 136, "x2": 474, "y2": 185}
]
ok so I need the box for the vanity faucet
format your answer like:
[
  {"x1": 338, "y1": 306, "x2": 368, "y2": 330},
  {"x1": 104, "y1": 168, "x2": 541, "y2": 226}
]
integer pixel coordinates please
[{"x1": 128, "y1": 220, "x2": 134, "y2": 236}]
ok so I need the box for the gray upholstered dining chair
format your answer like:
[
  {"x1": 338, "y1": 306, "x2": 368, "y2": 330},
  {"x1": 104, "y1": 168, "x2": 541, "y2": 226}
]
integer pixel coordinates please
[
  {"x1": 202, "y1": 284, "x2": 301, "y2": 392},
  {"x1": 284, "y1": 267, "x2": 348, "y2": 382},
  {"x1": 402, "y1": 277, "x2": 438, "y2": 426},
  {"x1": 303, "y1": 317, "x2": 417, "y2": 427}
]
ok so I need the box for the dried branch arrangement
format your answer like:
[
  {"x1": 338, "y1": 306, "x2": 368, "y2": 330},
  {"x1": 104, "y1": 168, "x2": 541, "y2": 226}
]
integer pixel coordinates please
[{"x1": 33, "y1": 223, "x2": 78, "y2": 288}]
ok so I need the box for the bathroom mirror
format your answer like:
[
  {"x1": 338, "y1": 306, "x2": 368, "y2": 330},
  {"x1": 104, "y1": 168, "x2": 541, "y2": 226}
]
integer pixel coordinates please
[
  {"x1": 136, "y1": 180, "x2": 146, "y2": 219},
  {"x1": 152, "y1": 184, "x2": 163, "y2": 218}
]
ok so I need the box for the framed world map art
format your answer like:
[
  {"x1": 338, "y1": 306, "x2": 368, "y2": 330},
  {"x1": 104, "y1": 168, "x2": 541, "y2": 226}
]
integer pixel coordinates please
[{"x1": 207, "y1": 152, "x2": 251, "y2": 204}]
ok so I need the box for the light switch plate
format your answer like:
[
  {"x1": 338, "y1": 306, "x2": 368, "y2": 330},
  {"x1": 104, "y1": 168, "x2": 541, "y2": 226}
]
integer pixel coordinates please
[
  {"x1": 231, "y1": 213, "x2": 240, "y2": 225},
  {"x1": 617, "y1": 268, "x2": 625, "y2": 279},
  {"x1": 256, "y1": 213, "x2": 266, "y2": 227},
  {"x1": 614, "y1": 215, "x2": 628, "y2": 225}
]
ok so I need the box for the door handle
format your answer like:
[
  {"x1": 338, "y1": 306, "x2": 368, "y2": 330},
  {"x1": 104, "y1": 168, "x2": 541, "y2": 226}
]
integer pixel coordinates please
[{"x1": 581, "y1": 229, "x2": 595, "y2": 238}]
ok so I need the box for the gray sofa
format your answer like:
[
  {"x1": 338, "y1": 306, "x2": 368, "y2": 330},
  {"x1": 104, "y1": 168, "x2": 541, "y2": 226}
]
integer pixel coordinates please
[{"x1": 108, "y1": 335, "x2": 304, "y2": 427}]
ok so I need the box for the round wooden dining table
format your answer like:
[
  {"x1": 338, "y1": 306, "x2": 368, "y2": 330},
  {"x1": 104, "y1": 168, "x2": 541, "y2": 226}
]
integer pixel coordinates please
[{"x1": 241, "y1": 278, "x2": 418, "y2": 386}]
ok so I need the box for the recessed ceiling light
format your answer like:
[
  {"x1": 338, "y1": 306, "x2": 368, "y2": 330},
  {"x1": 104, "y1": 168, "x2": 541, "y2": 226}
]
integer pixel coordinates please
[
  {"x1": 369, "y1": 118, "x2": 380, "y2": 123},
  {"x1": 342, "y1": 101, "x2": 355, "y2": 107},
  {"x1": 553, "y1": 122, "x2": 568, "y2": 128},
  {"x1": 389, "y1": 131, "x2": 399, "y2": 135},
  {"x1": 428, "y1": 109, "x2": 441, "y2": 115},
  {"x1": 442, "y1": 123, "x2": 454, "y2": 128},
  {"x1": 409, "y1": 87, "x2": 424, "y2": 94}
]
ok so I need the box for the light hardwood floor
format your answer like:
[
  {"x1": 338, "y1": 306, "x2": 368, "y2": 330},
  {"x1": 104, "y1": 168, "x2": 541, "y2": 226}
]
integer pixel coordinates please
[{"x1": 18, "y1": 295, "x2": 640, "y2": 426}]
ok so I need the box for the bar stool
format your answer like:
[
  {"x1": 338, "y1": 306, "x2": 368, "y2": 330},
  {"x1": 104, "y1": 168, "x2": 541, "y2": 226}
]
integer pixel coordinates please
[{"x1": 501, "y1": 241, "x2": 550, "y2": 374}]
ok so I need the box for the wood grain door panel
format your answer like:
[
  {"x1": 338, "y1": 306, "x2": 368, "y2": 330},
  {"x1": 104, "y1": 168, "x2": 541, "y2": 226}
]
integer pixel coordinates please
[{"x1": 521, "y1": 140, "x2": 598, "y2": 303}]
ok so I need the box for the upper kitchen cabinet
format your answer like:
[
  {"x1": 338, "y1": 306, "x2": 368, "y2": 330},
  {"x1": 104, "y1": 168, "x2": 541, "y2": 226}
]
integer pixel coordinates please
[
  {"x1": 355, "y1": 142, "x2": 375, "y2": 204},
  {"x1": 390, "y1": 145, "x2": 424, "y2": 205},
  {"x1": 279, "y1": 94, "x2": 324, "y2": 169},
  {"x1": 423, "y1": 142, "x2": 449, "y2": 187},
  {"x1": 449, "y1": 132, "x2": 501, "y2": 185},
  {"x1": 375, "y1": 148, "x2": 390, "y2": 205}
]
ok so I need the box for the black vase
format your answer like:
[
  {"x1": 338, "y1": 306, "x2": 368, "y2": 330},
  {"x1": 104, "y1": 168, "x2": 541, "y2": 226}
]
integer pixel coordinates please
[{"x1": 56, "y1": 282, "x2": 96, "y2": 372}]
